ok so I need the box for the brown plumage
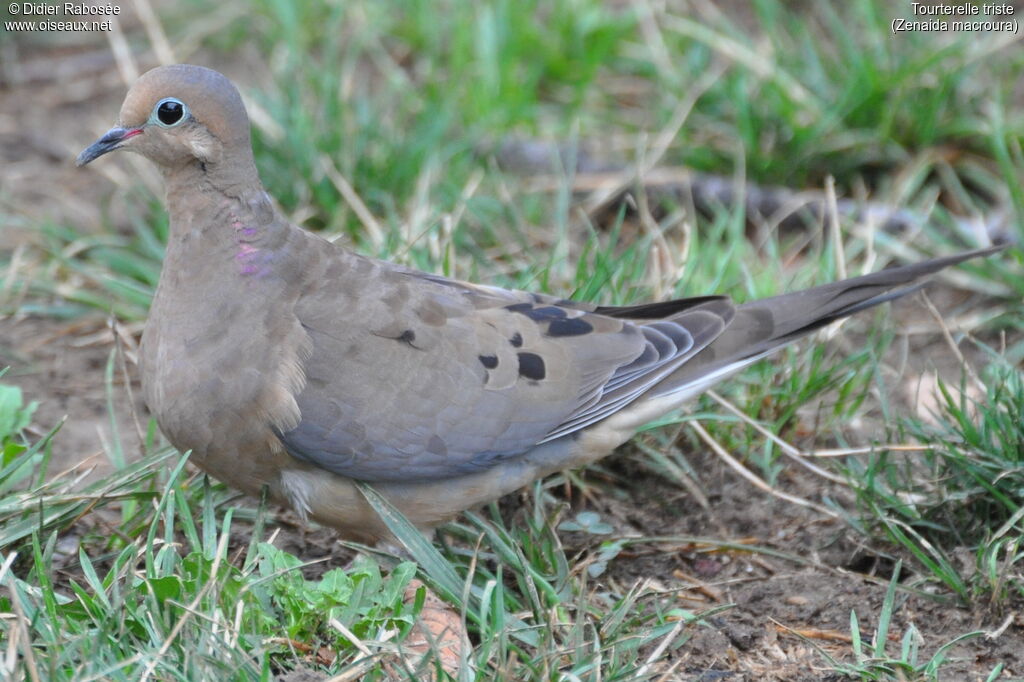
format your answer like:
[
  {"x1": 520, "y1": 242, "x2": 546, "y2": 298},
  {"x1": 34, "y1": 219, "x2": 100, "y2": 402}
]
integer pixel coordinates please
[{"x1": 77, "y1": 64, "x2": 1002, "y2": 542}]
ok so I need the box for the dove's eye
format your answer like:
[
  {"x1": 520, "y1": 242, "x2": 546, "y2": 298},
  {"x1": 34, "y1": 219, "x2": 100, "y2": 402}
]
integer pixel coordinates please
[{"x1": 153, "y1": 97, "x2": 188, "y2": 127}]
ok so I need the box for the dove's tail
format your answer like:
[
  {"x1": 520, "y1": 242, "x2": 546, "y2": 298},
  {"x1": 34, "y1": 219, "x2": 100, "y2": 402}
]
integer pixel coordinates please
[{"x1": 649, "y1": 244, "x2": 1004, "y2": 400}]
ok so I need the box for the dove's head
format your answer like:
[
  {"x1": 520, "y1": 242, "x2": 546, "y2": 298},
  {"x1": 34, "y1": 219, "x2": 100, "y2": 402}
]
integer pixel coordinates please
[{"x1": 77, "y1": 65, "x2": 255, "y2": 182}]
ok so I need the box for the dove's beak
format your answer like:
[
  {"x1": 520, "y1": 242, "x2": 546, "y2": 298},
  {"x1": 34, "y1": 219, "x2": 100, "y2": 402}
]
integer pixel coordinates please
[{"x1": 76, "y1": 126, "x2": 143, "y2": 166}]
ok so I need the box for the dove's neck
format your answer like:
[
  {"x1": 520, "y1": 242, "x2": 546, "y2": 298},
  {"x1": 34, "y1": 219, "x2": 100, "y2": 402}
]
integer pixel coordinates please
[
  {"x1": 160, "y1": 154, "x2": 298, "y2": 280},
  {"x1": 163, "y1": 143, "x2": 262, "y2": 199}
]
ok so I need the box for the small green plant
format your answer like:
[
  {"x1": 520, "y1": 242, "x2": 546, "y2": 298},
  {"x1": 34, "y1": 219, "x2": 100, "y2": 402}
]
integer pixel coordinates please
[
  {"x1": 0, "y1": 378, "x2": 41, "y2": 490},
  {"x1": 0, "y1": 452, "x2": 420, "y2": 680},
  {"x1": 820, "y1": 562, "x2": 991, "y2": 680},
  {"x1": 845, "y1": 355, "x2": 1024, "y2": 606},
  {"x1": 558, "y1": 510, "x2": 615, "y2": 536}
]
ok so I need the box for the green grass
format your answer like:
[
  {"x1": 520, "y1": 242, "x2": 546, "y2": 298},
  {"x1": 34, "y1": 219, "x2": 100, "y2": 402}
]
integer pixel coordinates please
[
  {"x1": 820, "y1": 561, "x2": 990, "y2": 680},
  {"x1": 844, "y1": 353, "x2": 1024, "y2": 606},
  {"x1": 2, "y1": 0, "x2": 1023, "y2": 679},
  {"x1": 0, "y1": 447, "x2": 422, "y2": 680}
]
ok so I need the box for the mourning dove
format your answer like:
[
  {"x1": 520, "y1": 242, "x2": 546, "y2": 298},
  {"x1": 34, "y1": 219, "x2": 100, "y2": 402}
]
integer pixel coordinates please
[{"x1": 77, "y1": 65, "x2": 1001, "y2": 542}]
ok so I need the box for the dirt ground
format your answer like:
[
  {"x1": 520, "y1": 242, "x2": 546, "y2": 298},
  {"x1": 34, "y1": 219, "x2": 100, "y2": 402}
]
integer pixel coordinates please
[
  {"x1": 3, "y1": 24, "x2": 1022, "y2": 682},
  {"x1": 581, "y1": 451, "x2": 1023, "y2": 680}
]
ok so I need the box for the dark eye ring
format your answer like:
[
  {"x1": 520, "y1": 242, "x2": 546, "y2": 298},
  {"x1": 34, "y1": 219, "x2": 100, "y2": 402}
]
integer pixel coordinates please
[{"x1": 153, "y1": 97, "x2": 188, "y2": 127}]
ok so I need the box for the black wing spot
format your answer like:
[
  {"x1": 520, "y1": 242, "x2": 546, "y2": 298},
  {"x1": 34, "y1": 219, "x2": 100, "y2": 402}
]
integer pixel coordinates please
[
  {"x1": 517, "y1": 352, "x2": 546, "y2": 380},
  {"x1": 547, "y1": 317, "x2": 593, "y2": 337},
  {"x1": 396, "y1": 329, "x2": 417, "y2": 347},
  {"x1": 524, "y1": 306, "x2": 567, "y2": 321},
  {"x1": 374, "y1": 328, "x2": 422, "y2": 349},
  {"x1": 478, "y1": 354, "x2": 499, "y2": 369},
  {"x1": 505, "y1": 303, "x2": 568, "y2": 322},
  {"x1": 510, "y1": 332, "x2": 523, "y2": 347}
]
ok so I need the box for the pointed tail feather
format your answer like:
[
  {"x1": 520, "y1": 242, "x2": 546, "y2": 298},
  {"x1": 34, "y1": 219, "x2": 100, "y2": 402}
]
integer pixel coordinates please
[{"x1": 651, "y1": 245, "x2": 1004, "y2": 398}]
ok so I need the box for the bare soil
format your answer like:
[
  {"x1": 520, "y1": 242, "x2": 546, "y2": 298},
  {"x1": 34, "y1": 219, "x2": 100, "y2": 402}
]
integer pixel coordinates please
[{"x1": 568, "y1": 449, "x2": 1023, "y2": 680}]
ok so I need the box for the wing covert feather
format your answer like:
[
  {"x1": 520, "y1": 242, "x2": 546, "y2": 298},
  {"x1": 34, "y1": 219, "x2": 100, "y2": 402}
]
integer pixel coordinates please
[{"x1": 277, "y1": 254, "x2": 732, "y2": 481}]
